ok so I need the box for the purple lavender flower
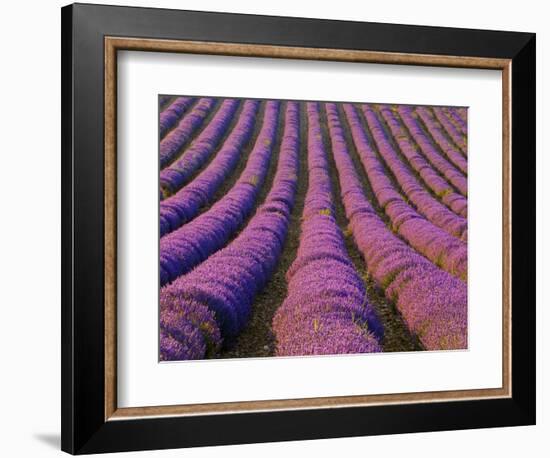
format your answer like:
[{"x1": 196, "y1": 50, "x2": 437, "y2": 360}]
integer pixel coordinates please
[
  {"x1": 159, "y1": 97, "x2": 217, "y2": 170},
  {"x1": 159, "y1": 98, "x2": 468, "y2": 357},
  {"x1": 329, "y1": 103, "x2": 467, "y2": 350},
  {"x1": 444, "y1": 107, "x2": 468, "y2": 139},
  {"x1": 160, "y1": 298, "x2": 222, "y2": 360},
  {"x1": 160, "y1": 101, "x2": 281, "y2": 286},
  {"x1": 376, "y1": 104, "x2": 468, "y2": 222},
  {"x1": 415, "y1": 106, "x2": 468, "y2": 174},
  {"x1": 159, "y1": 97, "x2": 196, "y2": 139},
  {"x1": 431, "y1": 106, "x2": 467, "y2": 156},
  {"x1": 160, "y1": 102, "x2": 301, "y2": 359},
  {"x1": 272, "y1": 102, "x2": 382, "y2": 357},
  {"x1": 160, "y1": 99, "x2": 239, "y2": 194},
  {"x1": 349, "y1": 104, "x2": 467, "y2": 281},
  {"x1": 397, "y1": 106, "x2": 467, "y2": 196},
  {"x1": 160, "y1": 100, "x2": 260, "y2": 235}
]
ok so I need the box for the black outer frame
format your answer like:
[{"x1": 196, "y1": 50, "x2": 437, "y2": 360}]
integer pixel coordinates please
[{"x1": 61, "y1": 3, "x2": 536, "y2": 454}]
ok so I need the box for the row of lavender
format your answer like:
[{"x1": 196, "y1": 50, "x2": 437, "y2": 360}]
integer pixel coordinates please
[
  {"x1": 160, "y1": 100, "x2": 260, "y2": 236},
  {"x1": 356, "y1": 105, "x2": 467, "y2": 281},
  {"x1": 160, "y1": 99, "x2": 239, "y2": 196},
  {"x1": 158, "y1": 96, "x2": 467, "y2": 208},
  {"x1": 272, "y1": 102, "x2": 382, "y2": 356},
  {"x1": 160, "y1": 101, "x2": 280, "y2": 286},
  {"x1": 158, "y1": 97, "x2": 468, "y2": 359},
  {"x1": 159, "y1": 97, "x2": 217, "y2": 171},
  {"x1": 160, "y1": 102, "x2": 300, "y2": 359},
  {"x1": 328, "y1": 103, "x2": 467, "y2": 350}
]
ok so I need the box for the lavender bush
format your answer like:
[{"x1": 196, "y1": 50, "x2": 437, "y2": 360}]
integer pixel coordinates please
[
  {"x1": 158, "y1": 96, "x2": 469, "y2": 359},
  {"x1": 398, "y1": 106, "x2": 467, "y2": 196},
  {"x1": 160, "y1": 99, "x2": 239, "y2": 195},
  {"x1": 350, "y1": 104, "x2": 467, "y2": 281},
  {"x1": 160, "y1": 102, "x2": 300, "y2": 359},
  {"x1": 431, "y1": 107, "x2": 467, "y2": 156},
  {"x1": 160, "y1": 101, "x2": 280, "y2": 286},
  {"x1": 330, "y1": 104, "x2": 467, "y2": 350},
  {"x1": 160, "y1": 100, "x2": 260, "y2": 236},
  {"x1": 376, "y1": 104, "x2": 468, "y2": 219},
  {"x1": 159, "y1": 96, "x2": 196, "y2": 139},
  {"x1": 367, "y1": 104, "x2": 467, "y2": 239},
  {"x1": 415, "y1": 107, "x2": 468, "y2": 174},
  {"x1": 444, "y1": 107, "x2": 468, "y2": 138},
  {"x1": 272, "y1": 102, "x2": 382, "y2": 357},
  {"x1": 159, "y1": 97, "x2": 217, "y2": 170}
]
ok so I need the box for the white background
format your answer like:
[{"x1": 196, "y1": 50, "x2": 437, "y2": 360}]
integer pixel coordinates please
[
  {"x1": 0, "y1": 0, "x2": 545, "y2": 457},
  {"x1": 118, "y1": 52, "x2": 502, "y2": 407}
]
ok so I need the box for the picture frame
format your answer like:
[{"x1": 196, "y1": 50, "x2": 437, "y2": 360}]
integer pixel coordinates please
[{"x1": 61, "y1": 3, "x2": 536, "y2": 454}]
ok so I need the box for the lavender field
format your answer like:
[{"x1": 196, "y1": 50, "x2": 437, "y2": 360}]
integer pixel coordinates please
[{"x1": 158, "y1": 95, "x2": 468, "y2": 361}]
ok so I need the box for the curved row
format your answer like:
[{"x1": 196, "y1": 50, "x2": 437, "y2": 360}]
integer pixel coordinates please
[
  {"x1": 376, "y1": 105, "x2": 467, "y2": 218},
  {"x1": 159, "y1": 97, "x2": 217, "y2": 170},
  {"x1": 330, "y1": 104, "x2": 467, "y2": 350},
  {"x1": 159, "y1": 101, "x2": 281, "y2": 286},
  {"x1": 373, "y1": 105, "x2": 468, "y2": 234},
  {"x1": 446, "y1": 107, "x2": 468, "y2": 136},
  {"x1": 273, "y1": 102, "x2": 382, "y2": 357},
  {"x1": 160, "y1": 299, "x2": 222, "y2": 361},
  {"x1": 432, "y1": 107, "x2": 467, "y2": 156},
  {"x1": 160, "y1": 100, "x2": 262, "y2": 237},
  {"x1": 397, "y1": 106, "x2": 468, "y2": 196},
  {"x1": 348, "y1": 104, "x2": 468, "y2": 280},
  {"x1": 159, "y1": 97, "x2": 196, "y2": 139},
  {"x1": 415, "y1": 107, "x2": 468, "y2": 174},
  {"x1": 160, "y1": 102, "x2": 301, "y2": 360},
  {"x1": 160, "y1": 99, "x2": 240, "y2": 195},
  {"x1": 454, "y1": 107, "x2": 468, "y2": 128},
  {"x1": 364, "y1": 104, "x2": 467, "y2": 239}
]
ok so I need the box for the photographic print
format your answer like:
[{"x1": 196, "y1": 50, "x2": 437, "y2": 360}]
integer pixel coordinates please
[
  {"x1": 62, "y1": 7, "x2": 534, "y2": 451},
  {"x1": 158, "y1": 96, "x2": 468, "y2": 361}
]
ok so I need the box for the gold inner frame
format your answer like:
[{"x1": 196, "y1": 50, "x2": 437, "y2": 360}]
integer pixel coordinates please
[{"x1": 104, "y1": 36, "x2": 512, "y2": 421}]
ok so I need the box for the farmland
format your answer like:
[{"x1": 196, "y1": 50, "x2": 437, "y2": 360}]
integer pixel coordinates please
[{"x1": 158, "y1": 96, "x2": 468, "y2": 361}]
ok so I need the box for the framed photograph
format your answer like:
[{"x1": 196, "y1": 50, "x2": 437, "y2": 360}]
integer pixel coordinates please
[{"x1": 61, "y1": 3, "x2": 536, "y2": 454}]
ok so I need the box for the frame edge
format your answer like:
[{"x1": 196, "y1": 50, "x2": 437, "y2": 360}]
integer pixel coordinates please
[
  {"x1": 63, "y1": 4, "x2": 536, "y2": 453},
  {"x1": 61, "y1": 3, "x2": 75, "y2": 455},
  {"x1": 510, "y1": 32, "x2": 536, "y2": 425}
]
